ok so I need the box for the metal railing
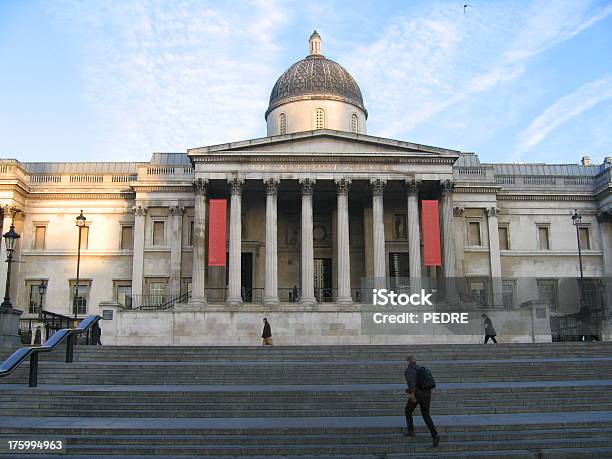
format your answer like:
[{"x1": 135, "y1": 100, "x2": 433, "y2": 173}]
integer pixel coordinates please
[
  {"x1": 0, "y1": 315, "x2": 101, "y2": 387},
  {"x1": 126, "y1": 292, "x2": 190, "y2": 310}
]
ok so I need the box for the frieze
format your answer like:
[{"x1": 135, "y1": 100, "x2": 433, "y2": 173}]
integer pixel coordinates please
[{"x1": 192, "y1": 155, "x2": 456, "y2": 166}]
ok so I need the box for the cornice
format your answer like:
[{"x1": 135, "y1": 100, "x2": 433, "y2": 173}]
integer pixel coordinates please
[
  {"x1": 27, "y1": 191, "x2": 135, "y2": 200},
  {"x1": 496, "y1": 193, "x2": 596, "y2": 202},
  {"x1": 191, "y1": 154, "x2": 456, "y2": 165},
  {"x1": 454, "y1": 185, "x2": 501, "y2": 194},
  {"x1": 131, "y1": 185, "x2": 193, "y2": 193}
]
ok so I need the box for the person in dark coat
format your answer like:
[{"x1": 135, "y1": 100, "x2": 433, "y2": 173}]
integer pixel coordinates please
[
  {"x1": 482, "y1": 314, "x2": 497, "y2": 343},
  {"x1": 292, "y1": 285, "x2": 299, "y2": 303},
  {"x1": 92, "y1": 322, "x2": 102, "y2": 346},
  {"x1": 262, "y1": 318, "x2": 273, "y2": 345},
  {"x1": 404, "y1": 355, "x2": 440, "y2": 447},
  {"x1": 33, "y1": 326, "x2": 42, "y2": 345}
]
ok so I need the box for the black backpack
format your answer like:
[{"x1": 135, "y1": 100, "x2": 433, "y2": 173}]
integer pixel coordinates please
[{"x1": 416, "y1": 366, "x2": 436, "y2": 390}]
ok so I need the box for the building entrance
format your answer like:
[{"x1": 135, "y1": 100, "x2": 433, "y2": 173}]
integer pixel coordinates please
[{"x1": 314, "y1": 258, "x2": 332, "y2": 302}]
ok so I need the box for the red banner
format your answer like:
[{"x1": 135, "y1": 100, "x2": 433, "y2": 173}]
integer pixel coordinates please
[
  {"x1": 421, "y1": 200, "x2": 442, "y2": 266},
  {"x1": 208, "y1": 199, "x2": 227, "y2": 266}
]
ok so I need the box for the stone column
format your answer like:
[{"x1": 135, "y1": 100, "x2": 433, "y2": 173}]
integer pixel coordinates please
[
  {"x1": 370, "y1": 179, "x2": 387, "y2": 290},
  {"x1": 131, "y1": 205, "x2": 147, "y2": 298},
  {"x1": 440, "y1": 180, "x2": 457, "y2": 299},
  {"x1": 191, "y1": 179, "x2": 208, "y2": 305},
  {"x1": 406, "y1": 179, "x2": 422, "y2": 293},
  {"x1": 487, "y1": 207, "x2": 503, "y2": 306},
  {"x1": 168, "y1": 206, "x2": 184, "y2": 296},
  {"x1": 598, "y1": 212, "x2": 612, "y2": 318},
  {"x1": 263, "y1": 177, "x2": 280, "y2": 304},
  {"x1": 336, "y1": 178, "x2": 352, "y2": 305},
  {"x1": 0, "y1": 208, "x2": 13, "y2": 293},
  {"x1": 226, "y1": 176, "x2": 244, "y2": 306},
  {"x1": 299, "y1": 178, "x2": 316, "y2": 305}
]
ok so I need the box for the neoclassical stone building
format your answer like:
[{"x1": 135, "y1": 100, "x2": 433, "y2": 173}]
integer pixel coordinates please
[{"x1": 1, "y1": 32, "x2": 611, "y2": 344}]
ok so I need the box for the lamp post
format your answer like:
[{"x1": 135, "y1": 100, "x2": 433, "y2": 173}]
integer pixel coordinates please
[
  {"x1": 1, "y1": 223, "x2": 21, "y2": 309},
  {"x1": 37, "y1": 280, "x2": 47, "y2": 321},
  {"x1": 572, "y1": 209, "x2": 584, "y2": 305},
  {"x1": 74, "y1": 210, "x2": 86, "y2": 320}
]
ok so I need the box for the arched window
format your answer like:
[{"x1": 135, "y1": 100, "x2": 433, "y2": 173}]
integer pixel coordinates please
[
  {"x1": 351, "y1": 113, "x2": 358, "y2": 133},
  {"x1": 314, "y1": 108, "x2": 325, "y2": 130},
  {"x1": 279, "y1": 113, "x2": 287, "y2": 135}
]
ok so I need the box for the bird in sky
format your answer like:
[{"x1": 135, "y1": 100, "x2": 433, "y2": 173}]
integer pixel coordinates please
[{"x1": 464, "y1": 4, "x2": 472, "y2": 15}]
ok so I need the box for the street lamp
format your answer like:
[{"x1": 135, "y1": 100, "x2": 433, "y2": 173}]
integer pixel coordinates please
[
  {"x1": 572, "y1": 209, "x2": 584, "y2": 305},
  {"x1": 37, "y1": 280, "x2": 47, "y2": 320},
  {"x1": 74, "y1": 210, "x2": 86, "y2": 320},
  {"x1": 1, "y1": 223, "x2": 21, "y2": 309}
]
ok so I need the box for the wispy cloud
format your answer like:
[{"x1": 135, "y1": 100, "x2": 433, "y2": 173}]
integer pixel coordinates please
[
  {"x1": 514, "y1": 75, "x2": 612, "y2": 158},
  {"x1": 53, "y1": 0, "x2": 288, "y2": 160},
  {"x1": 343, "y1": 0, "x2": 612, "y2": 140}
]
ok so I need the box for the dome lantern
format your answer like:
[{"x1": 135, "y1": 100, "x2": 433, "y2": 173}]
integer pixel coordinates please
[{"x1": 309, "y1": 30, "x2": 322, "y2": 56}]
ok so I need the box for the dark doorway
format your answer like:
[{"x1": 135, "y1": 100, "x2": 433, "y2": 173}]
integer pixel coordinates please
[
  {"x1": 224, "y1": 252, "x2": 254, "y2": 302},
  {"x1": 389, "y1": 252, "x2": 410, "y2": 293},
  {"x1": 314, "y1": 258, "x2": 332, "y2": 302}
]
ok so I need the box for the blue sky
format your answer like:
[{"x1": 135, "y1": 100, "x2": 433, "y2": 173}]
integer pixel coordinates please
[{"x1": 1, "y1": 0, "x2": 611, "y2": 164}]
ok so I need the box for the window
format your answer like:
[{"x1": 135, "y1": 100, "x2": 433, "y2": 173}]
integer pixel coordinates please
[
  {"x1": 578, "y1": 227, "x2": 590, "y2": 250},
  {"x1": 502, "y1": 281, "x2": 515, "y2": 308},
  {"x1": 537, "y1": 226, "x2": 550, "y2": 250},
  {"x1": 121, "y1": 225, "x2": 133, "y2": 250},
  {"x1": 469, "y1": 279, "x2": 487, "y2": 305},
  {"x1": 314, "y1": 108, "x2": 325, "y2": 130},
  {"x1": 147, "y1": 279, "x2": 167, "y2": 307},
  {"x1": 27, "y1": 281, "x2": 44, "y2": 314},
  {"x1": 394, "y1": 214, "x2": 407, "y2": 239},
  {"x1": 114, "y1": 282, "x2": 132, "y2": 307},
  {"x1": 468, "y1": 221, "x2": 482, "y2": 246},
  {"x1": 152, "y1": 220, "x2": 165, "y2": 246},
  {"x1": 79, "y1": 226, "x2": 89, "y2": 250},
  {"x1": 188, "y1": 220, "x2": 194, "y2": 246},
  {"x1": 279, "y1": 113, "x2": 287, "y2": 135},
  {"x1": 498, "y1": 226, "x2": 509, "y2": 250},
  {"x1": 351, "y1": 113, "x2": 358, "y2": 133},
  {"x1": 33, "y1": 225, "x2": 46, "y2": 250},
  {"x1": 537, "y1": 279, "x2": 557, "y2": 312},
  {"x1": 70, "y1": 281, "x2": 90, "y2": 316}
]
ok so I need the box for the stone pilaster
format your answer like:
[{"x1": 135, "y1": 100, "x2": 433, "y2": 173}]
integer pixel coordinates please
[
  {"x1": 487, "y1": 207, "x2": 503, "y2": 306},
  {"x1": 191, "y1": 179, "x2": 208, "y2": 304},
  {"x1": 336, "y1": 178, "x2": 352, "y2": 305},
  {"x1": 168, "y1": 206, "x2": 184, "y2": 297},
  {"x1": 440, "y1": 179, "x2": 457, "y2": 299},
  {"x1": 131, "y1": 205, "x2": 147, "y2": 298},
  {"x1": 406, "y1": 179, "x2": 422, "y2": 292},
  {"x1": 226, "y1": 176, "x2": 244, "y2": 306},
  {"x1": 263, "y1": 177, "x2": 280, "y2": 304},
  {"x1": 370, "y1": 178, "x2": 387, "y2": 290},
  {"x1": 299, "y1": 178, "x2": 316, "y2": 305}
]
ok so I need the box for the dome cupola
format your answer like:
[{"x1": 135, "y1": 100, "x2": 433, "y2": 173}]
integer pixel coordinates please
[{"x1": 265, "y1": 32, "x2": 367, "y2": 136}]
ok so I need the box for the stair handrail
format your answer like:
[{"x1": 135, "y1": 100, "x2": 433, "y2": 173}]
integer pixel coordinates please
[{"x1": 0, "y1": 314, "x2": 101, "y2": 387}]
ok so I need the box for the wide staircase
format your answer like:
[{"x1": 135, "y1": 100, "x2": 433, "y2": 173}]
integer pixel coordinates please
[{"x1": 1, "y1": 343, "x2": 612, "y2": 458}]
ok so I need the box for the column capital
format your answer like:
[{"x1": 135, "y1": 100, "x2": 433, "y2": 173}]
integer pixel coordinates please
[
  {"x1": 192, "y1": 178, "x2": 209, "y2": 196},
  {"x1": 453, "y1": 207, "x2": 465, "y2": 217},
  {"x1": 264, "y1": 177, "x2": 280, "y2": 195},
  {"x1": 596, "y1": 210, "x2": 612, "y2": 223},
  {"x1": 228, "y1": 176, "x2": 245, "y2": 195},
  {"x1": 131, "y1": 205, "x2": 147, "y2": 216},
  {"x1": 405, "y1": 178, "x2": 421, "y2": 196},
  {"x1": 440, "y1": 179, "x2": 456, "y2": 196},
  {"x1": 299, "y1": 178, "x2": 316, "y2": 195},
  {"x1": 486, "y1": 207, "x2": 501, "y2": 218},
  {"x1": 168, "y1": 206, "x2": 185, "y2": 216},
  {"x1": 335, "y1": 178, "x2": 351, "y2": 195},
  {"x1": 0, "y1": 205, "x2": 22, "y2": 219},
  {"x1": 370, "y1": 178, "x2": 386, "y2": 196}
]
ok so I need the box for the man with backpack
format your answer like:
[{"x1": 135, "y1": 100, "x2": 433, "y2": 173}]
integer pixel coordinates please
[{"x1": 403, "y1": 355, "x2": 440, "y2": 447}]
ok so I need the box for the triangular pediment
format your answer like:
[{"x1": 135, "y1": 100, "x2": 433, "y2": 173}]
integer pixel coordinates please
[{"x1": 188, "y1": 129, "x2": 460, "y2": 159}]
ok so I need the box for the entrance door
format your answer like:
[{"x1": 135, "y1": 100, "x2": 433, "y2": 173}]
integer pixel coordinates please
[
  {"x1": 389, "y1": 252, "x2": 410, "y2": 293},
  {"x1": 314, "y1": 258, "x2": 332, "y2": 302},
  {"x1": 241, "y1": 252, "x2": 253, "y2": 302}
]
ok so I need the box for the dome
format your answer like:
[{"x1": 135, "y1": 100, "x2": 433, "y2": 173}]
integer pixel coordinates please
[{"x1": 266, "y1": 32, "x2": 367, "y2": 119}]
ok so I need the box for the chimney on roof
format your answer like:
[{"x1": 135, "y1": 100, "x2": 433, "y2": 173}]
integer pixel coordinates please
[{"x1": 581, "y1": 156, "x2": 591, "y2": 166}]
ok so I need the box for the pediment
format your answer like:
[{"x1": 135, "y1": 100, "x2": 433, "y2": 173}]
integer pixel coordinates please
[{"x1": 188, "y1": 130, "x2": 460, "y2": 160}]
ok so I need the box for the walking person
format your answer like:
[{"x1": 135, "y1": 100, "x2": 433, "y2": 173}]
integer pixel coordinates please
[
  {"x1": 404, "y1": 355, "x2": 440, "y2": 447},
  {"x1": 92, "y1": 322, "x2": 102, "y2": 345},
  {"x1": 33, "y1": 326, "x2": 42, "y2": 345},
  {"x1": 262, "y1": 318, "x2": 273, "y2": 345},
  {"x1": 482, "y1": 314, "x2": 498, "y2": 343}
]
